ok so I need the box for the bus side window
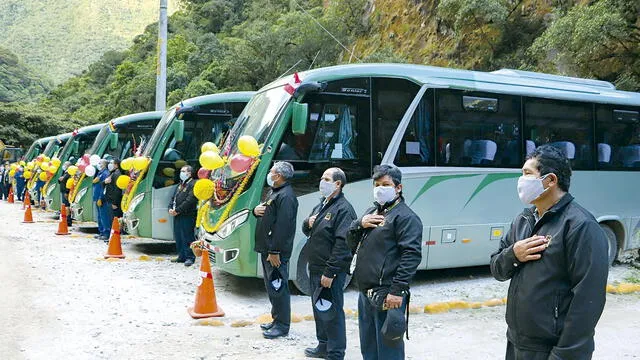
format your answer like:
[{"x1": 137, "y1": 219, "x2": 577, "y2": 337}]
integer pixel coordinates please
[
  {"x1": 596, "y1": 106, "x2": 640, "y2": 169},
  {"x1": 395, "y1": 90, "x2": 434, "y2": 166}
]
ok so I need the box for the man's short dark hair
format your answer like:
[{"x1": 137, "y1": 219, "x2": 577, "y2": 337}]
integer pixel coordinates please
[
  {"x1": 112, "y1": 158, "x2": 120, "y2": 165},
  {"x1": 329, "y1": 167, "x2": 347, "y2": 189},
  {"x1": 372, "y1": 164, "x2": 402, "y2": 186},
  {"x1": 526, "y1": 144, "x2": 572, "y2": 192}
]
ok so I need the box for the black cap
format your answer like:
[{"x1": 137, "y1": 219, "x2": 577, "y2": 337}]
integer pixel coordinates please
[
  {"x1": 312, "y1": 286, "x2": 337, "y2": 320},
  {"x1": 381, "y1": 307, "x2": 406, "y2": 346},
  {"x1": 269, "y1": 268, "x2": 283, "y2": 292}
]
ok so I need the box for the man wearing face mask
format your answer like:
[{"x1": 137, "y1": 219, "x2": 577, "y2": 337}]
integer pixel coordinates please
[
  {"x1": 169, "y1": 165, "x2": 198, "y2": 267},
  {"x1": 94, "y1": 158, "x2": 111, "y2": 240},
  {"x1": 301, "y1": 167, "x2": 356, "y2": 359},
  {"x1": 0, "y1": 163, "x2": 6, "y2": 200},
  {"x1": 253, "y1": 161, "x2": 299, "y2": 339},
  {"x1": 347, "y1": 165, "x2": 422, "y2": 360},
  {"x1": 102, "y1": 158, "x2": 123, "y2": 243},
  {"x1": 490, "y1": 145, "x2": 608, "y2": 360},
  {"x1": 58, "y1": 161, "x2": 73, "y2": 227},
  {"x1": 1, "y1": 161, "x2": 10, "y2": 200}
]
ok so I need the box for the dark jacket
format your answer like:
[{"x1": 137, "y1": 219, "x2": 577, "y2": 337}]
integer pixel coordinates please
[
  {"x1": 347, "y1": 198, "x2": 423, "y2": 296},
  {"x1": 301, "y1": 192, "x2": 357, "y2": 278},
  {"x1": 59, "y1": 172, "x2": 71, "y2": 195},
  {"x1": 93, "y1": 168, "x2": 109, "y2": 202},
  {"x1": 254, "y1": 182, "x2": 298, "y2": 258},
  {"x1": 170, "y1": 178, "x2": 197, "y2": 217},
  {"x1": 104, "y1": 169, "x2": 122, "y2": 206},
  {"x1": 490, "y1": 193, "x2": 608, "y2": 358}
]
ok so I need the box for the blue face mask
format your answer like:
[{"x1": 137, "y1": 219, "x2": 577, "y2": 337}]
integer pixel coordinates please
[{"x1": 180, "y1": 172, "x2": 189, "y2": 182}]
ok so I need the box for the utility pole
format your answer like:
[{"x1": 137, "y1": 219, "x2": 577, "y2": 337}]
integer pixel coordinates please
[{"x1": 155, "y1": 0, "x2": 168, "y2": 111}]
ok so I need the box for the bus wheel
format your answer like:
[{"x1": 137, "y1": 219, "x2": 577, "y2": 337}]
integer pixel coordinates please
[
  {"x1": 293, "y1": 247, "x2": 353, "y2": 296},
  {"x1": 600, "y1": 224, "x2": 617, "y2": 266}
]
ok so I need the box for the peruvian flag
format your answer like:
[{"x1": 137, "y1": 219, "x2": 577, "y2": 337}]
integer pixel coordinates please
[
  {"x1": 284, "y1": 72, "x2": 302, "y2": 95},
  {"x1": 72, "y1": 128, "x2": 79, "y2": 137}
]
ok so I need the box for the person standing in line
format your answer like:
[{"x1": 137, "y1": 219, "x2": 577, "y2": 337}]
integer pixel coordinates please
[
  {"x1": 58, "y1": 161, "x2": 73, "y2": 227},
  {"x1": 253, "y1": 161, "x2": 299, "y2": 339},
  {"x1": 347, "y1": 164, "x2": 422, "y2": 360},
  {"x1": 169, "y1": 165, "x2": 198, "y2": 267},
  {"x1": 0, "y1": 163, "x2": 6, "y2": 200},
  {"x1": 301, "y1": 167, "x2": 356, "y2": 359},
  {"x1": 15, "y1": 166, "x2": 25, "y2": 202},
  {"x1": 1, "y1": 161, "x2": 10, "y2": 200},
  {"x1": 102, "y1": 158, "x2": 123, "y2": 243},
  {"x1": 93, "y1": 159, "x2": 111, "y2": 241}
]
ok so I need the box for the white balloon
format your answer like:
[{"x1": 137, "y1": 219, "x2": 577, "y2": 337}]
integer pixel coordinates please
[
  {"x1": 85, "y1": 165, "x2": 96, "y2": 177},
  {"x1": 89, "y1": 154, "x2": 101, "y2": 166}
]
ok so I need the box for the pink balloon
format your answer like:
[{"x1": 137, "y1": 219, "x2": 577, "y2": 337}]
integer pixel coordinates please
[
  {"x1": 82, "y1": 154, "x2": 90, "y2": 163},
  {"x1": 229, "y1": 154, "x2": 253, "y2": 173},
  {"x1": 197, "y1": 168, "x2": 211, "y2": 179},
  {"x1": 78, "y1": 163, "x2": 87, "y2": 172}
]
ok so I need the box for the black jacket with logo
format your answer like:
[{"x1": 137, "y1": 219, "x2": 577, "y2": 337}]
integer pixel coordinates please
[
  {"x1": 301, "y1": 192, "x2": 357, "y2": 278},
  {"x1": 170, "y1": 178, "x2": 197, "y2": 217},
  {"x1": 253, "y1": 182, "x2": 298, "y2": 258},
  {"x1": 347, "y1": 198, "x2": 423, "y2": 296},
  {"x1": 104, "y1": 169, "x2": 122, "y2": 206},
  {"x1": 58, "y1": 172, "x2": 71, "y2": 195},
  {"x1": 490, "y1": 193, "x2": 608, "y2": 358}
]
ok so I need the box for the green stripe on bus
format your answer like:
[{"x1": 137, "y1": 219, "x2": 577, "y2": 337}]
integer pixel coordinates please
[
  {"x1": 410, "y1": 174, "x2": 479, "y2": 206},
  {"x1": 463, "y1": 173, "x2": 521, "y2": 208}
]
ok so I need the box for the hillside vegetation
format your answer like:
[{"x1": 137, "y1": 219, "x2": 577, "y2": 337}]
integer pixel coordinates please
[
  {"x1": 0, "y1": 47, "x2": 52, "y2": 103},
  {"x1": 1, "y1": 0, "x2": 638, "y2": 148}
]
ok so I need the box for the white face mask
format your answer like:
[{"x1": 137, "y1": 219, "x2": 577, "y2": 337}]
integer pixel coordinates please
[
  {"x1": 373, "y1": 185, "x2": 397, "y2": 205},
  {"x1": 98, "y1": 163, "x2": 105, "y2": 170},
  {"x1": 266, "y1": 173, "x2": 275, "y2": 187},
  {"x1": 517, "y1": 174, "x2": 549, "y2": 205},
  {"x1": 180, "y1": 172, "x2": 189, "y2": 182},
  {"x1": 107, "y1": 163, "x2": 115, "y2": 172},
  {"x1": 319, "y1": 180, "x2": 337, "y2": 198}
]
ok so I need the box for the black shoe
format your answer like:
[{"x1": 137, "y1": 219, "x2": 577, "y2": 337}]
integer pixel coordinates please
[
  {"x1": 260, "y1": 322, "x2": 274, "y2": 331},
  {"x1": 263, "y1": 326, "x2": 289, "y2": 339},
  {"x1": 184, "y1": 259, "x2": 194, "y2": 267},
  {"x1": 98, "y1": 235, "x2": 109, "y2": 241},
  {"x1": 304, "y1": 345, "x2": 327, "y2": 358},
  {"x1": 93, "y1": 234, "x2": 101, "y2": 239},
  {"x1": 170, "y1": 257, "x2": 185, "y2": 263}
]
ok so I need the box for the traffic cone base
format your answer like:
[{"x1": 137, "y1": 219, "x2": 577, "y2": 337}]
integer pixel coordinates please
[
  {"x1": 188, "y1": 250, "x2": 224, "y2": 319},
  {"x1": 56, "y1": 204, "x2": 70, "y2": 235},
  {"x1": 104, "y1": 217, "x2": 125, "y2": 259},
  {"x1": 23, "y1": 203, "x2": 34, "y2": 223}
]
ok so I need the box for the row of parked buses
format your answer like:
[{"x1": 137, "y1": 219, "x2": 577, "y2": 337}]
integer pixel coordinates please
[{"x1": 7, "y1": 64, "x2": 640, "y2": 294}]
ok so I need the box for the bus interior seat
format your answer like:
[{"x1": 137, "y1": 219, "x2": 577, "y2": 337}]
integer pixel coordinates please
[
  {"x1": 549, "y1": 141, "x2": 576, "y2": 159},
  {"x1": 597, "y1": 143, "x2": 611, "y2": 165},
  {"x1": 619, "y1": 145, "x2": 640, "y2": 167},
  {"x1": 469, "y1": 140, "x2": 497, "y2": 165}
]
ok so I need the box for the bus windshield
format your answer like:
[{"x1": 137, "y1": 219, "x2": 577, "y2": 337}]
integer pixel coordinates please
[
  {"x1": 87, "y1": 127, "x2": 109, "y2": 155},
  {"x1": 42, "y1": 140, "x2": 59, "y2": 157},
  {"x1": 211, "y1": 86, "x2": 291, "y2": 199},
  {"x1": 143, "y1": 108, "x2": 176, "y2": 158}
]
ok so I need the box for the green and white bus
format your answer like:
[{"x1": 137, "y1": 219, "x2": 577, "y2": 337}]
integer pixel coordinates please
[
  {"x1": 198, "y1": 64, "x2": 640, "y2": 294},
  {"x1": 69, "y1": 112, "x2": 163, "y2": 222},
  {"x1": 122, "y1": 92, "x2": 254, "y2": 240},
  {"x1": 27, "y1": 133, "x2": 72, "y2": 201},
  {"x1": 21, "y1": 136, "x2": 55, "y2": 163}
]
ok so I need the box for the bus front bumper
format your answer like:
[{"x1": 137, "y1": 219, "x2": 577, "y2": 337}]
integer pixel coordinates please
[{"x1": 123, "y1": 211, "x2": 140, "y2": 236}]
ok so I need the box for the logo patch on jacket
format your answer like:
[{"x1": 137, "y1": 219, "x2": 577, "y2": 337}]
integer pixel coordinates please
[
  {"x1": 324, "y1": 212, "x2": 332, "y2": 221},
  {"x1": 266, "y1": 199, "x2": 273, "y2": 206}
]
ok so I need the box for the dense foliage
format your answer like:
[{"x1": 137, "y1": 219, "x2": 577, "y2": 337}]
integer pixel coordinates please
[
  {"x1": 1, "y1": 0, "x2": 638, "y2": 148},
  {"x1": 0, "y1": 47, "x2": 52, "y2": 103}
]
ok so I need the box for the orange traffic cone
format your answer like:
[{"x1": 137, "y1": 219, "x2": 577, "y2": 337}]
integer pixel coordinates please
[
  {"x1": 22, "y1": 191, "x2": 28, "y2": 210},
  {"x1": 7, "y1": 187, "x2": 14, "y2": 203},
  {"x1": 188, "y1": 250, "x2": 224, "y2": 318},
  {"x1": 56, "y1": 204, "x2": 70, "y2": 235},
  {"x1": 22, "y1": 195, "x2": 34, "y2": 224},
  {"x1": 104, "y1": 217, "x2": 125, "y2": 259}
]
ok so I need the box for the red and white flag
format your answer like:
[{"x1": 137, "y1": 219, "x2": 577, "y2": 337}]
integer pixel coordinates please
[{"x1": 284, "y1": 72, "x2": 302, "y2": 95}]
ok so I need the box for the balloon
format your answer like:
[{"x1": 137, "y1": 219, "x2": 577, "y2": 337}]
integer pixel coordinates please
[
  {"x1": 116, "y1": 175, "x2": 131, "y2": 190},
  {"x1": 49, "y1": 166, "x2": 59, "y2": 174},
  {"x1": 9, "y1": 169, "x2": 15, "y2": 177},
  {"x1": 66, "y1": 178, "x2": 74, "y2": 189},
  {"x1": 199, "y1": 151, "x2": 224, "y2": 170},
  {"x1": 10, "y1": 164, "x2": 17, "y2": 170},
  {"x1": 82, "y1": 154, "x2": 90, "y2": 164},
  {"x1": 197, "y1": 168, "x2": 211, "y2": 179},
  {"x1": 164, "y1": 179, "x2": 175, "y2": 187},
  {"x1": 43, "y1": 156, "x2": 50, "y2": 163},
  {"x1": 238, "y1": 135, "x2": 260, "y2": 157},
  {"x1": 133, "y1": 157, "x2": 149, "y2": 171},
  {"x1": 67, "y1": 166, "x2": 78, "y2": 176},
  {"x1": 193, "y1": 179, "x2": 215, "y2": 201},
  {"x1": 162, "y1": 167, "x2": 175, "y2": 178},
  {"x1": 38, "y1": 172, "x2": 48, "y2": 181},
  {"x1": 51, "y1": 158, "x2": 61, "y2": 167},
  {"x1": 24, "y1": 171, "x2": 32, "y2": 179},
  {"x1": 89, "y1": 154, "x2": 101, "y2": 166},
  {"x1": 201, "y1": 142, "x2": 219, "y2": 153},
  {"x1": 19, "y1": 161, "x2": 25, "y2": 166},
  {"x1": 174, "y1": 159, "x2": 187, "y2": 169},
  {"x1": 26, "y1": 162, "x2": 34, "y2": 170},
  {"x1": 36, "y1": 155, "x2": 43, "y2": 162},
  {"x1": 121, "y1": 157, "x2": 133, "y2": 171},
  {"x1": 40, "y1": 162, "x2": 49, "y2": 171},
  {"x1": 78, "y1": 163, "x2": 87, "y2": 173},
  {"x1": 229, "y1": 154, "x2": 253, "y2": 173},
  {"x1": 84, "y1": 165, "x2": 96, "y2": 177}
]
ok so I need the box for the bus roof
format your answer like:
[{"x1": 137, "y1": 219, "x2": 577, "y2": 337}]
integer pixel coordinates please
[
  {"x1": 174, "y1": 91, "x2": 256, "y2": 108},
  {"x1": 264, "y1": 63, "x2": 640, "y2": 107},
  {"x1": 111, "y1": 111, "x2": 164, "y2": 127},
  {"x1": 76, "y1": 123, "x2": 106, "y2": 136}
]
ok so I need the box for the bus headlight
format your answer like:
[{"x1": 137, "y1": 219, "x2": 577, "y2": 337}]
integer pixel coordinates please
[
  {"x1": 129, "y1": 193, "x2": 145, "y2": 212},
  {"x1": 215, "y1": 210, "x2": 250, "y2": 240},
  {"x1": 46, "y1": 183, "x2": 57, "y2": 197},
  {"x1": 76, "y1": 188, "x2": 88, "y2": 202}
]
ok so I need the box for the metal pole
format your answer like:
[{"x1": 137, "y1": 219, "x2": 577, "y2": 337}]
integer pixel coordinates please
[{"x1": 155, "y1": 0, "x2": 168, "y2": 111}]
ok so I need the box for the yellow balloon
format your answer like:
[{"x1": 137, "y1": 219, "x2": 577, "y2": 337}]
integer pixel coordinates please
[
  {"x1": 9, "y1": 169, "x2": 16, "y2": 177},
  {"x1": 19, "y1": 161, "x2": 25, "y2": 166},
  {"x1": 49, "y1": 166, "x2": 59, "y2": 174},
  {"x1": 162, "y1": 167, "x2": 175, "y2": 177},
  {"x1": 66, "y1": 178, "x2": 74, "y2": 189},
  {"x1": 193, "y1": 179, "x2": 215, "y2": 201},
  {"x1": 24, "y1": 171, "x2": 32, "y2": 179},
  {"x1": 174, "y1": 159, "x2": 187, "y2": 169},
  {"x1": 133, "y1": 157, "x2": 149, "y2": 171},
  {"x1": 51, "y1": 158, "x2": 61, "y2": 167},
  {"x1": 121, "y1": 157, "x2": 134, "y2": 171},
  {"x1": 43, "y1": 156, "x2": 50, "y2": 163},
  {"x1": 116, "y1": 175, "x2": 131, "y2": 190},
  {"x1": 199, "y1": 151, "x2": 224, "y2": 170},
  {"x1": 201, "y1": 142, "x2": 219, "y2": 154},
  {"x1": 39, "y1": 172, "x2": 48, "y2": 181},
  {"x1": 237, "y1": 135, "x2": 260, "y2": 157},
  {"x1": 10, "y1": 164, "x2": 17, "y2": 170},
  {"x1": 67, "y1": 166, "x2": 78, "y2": 176},
  {"x1": 26, "y1": 162, "x2": 34, "y2": 170},
  {"x1": 40, "y1": 163, "x2": 49, "y2": 171}
]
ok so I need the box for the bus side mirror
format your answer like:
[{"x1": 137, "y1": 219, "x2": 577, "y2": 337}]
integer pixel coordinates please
[
  {"x1": 292, "y1": 102, "x2": 308, "y2": 135},
  {"x1": 71, "y1": 141, "x2": 79, "y2": 154},
  {"x1": 175, "y1": 120, "x2": 185, "y2": 142},
  {"x1": 109, "y1": 133, "x2": 118, "y2": 150}
]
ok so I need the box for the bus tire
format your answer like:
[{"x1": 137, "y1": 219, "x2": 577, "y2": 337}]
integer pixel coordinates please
[
  {"x1": 293, "y1": 247, "x2": 353, "y2": 296},
  {"x1": 600, "y1": 224, "x2": 617, "y2": 266}
]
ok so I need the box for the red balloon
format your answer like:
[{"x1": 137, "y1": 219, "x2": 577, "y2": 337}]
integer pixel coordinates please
[
  {"x1": 197, "y1": 168, "x2": 211, "y2": 179},
  {"x1": 82, "y1": 154, "x2": 90, "y2": 163},
  {"x1": 229, "y1": 154, "x2": 253, "y2": 173},
  {"x1": 78, "y1": 163, "x2": 87, "y2": 172}
]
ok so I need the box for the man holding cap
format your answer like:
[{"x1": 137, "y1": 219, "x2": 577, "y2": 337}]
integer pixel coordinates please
[{"x1": 301, "y1": 167, "x2": 356, "y2": 359}]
